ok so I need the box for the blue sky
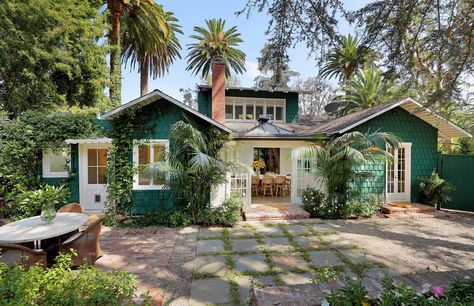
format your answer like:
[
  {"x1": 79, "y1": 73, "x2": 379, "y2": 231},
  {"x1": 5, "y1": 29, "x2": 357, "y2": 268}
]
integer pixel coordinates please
[{"x1": 120, "y1": 0, "x2": 370, "y2": 103}]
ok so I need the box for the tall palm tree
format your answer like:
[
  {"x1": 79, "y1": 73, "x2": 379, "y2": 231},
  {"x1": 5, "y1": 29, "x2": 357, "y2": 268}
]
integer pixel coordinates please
[
  {"x1": 122, "y1": 6, "x2": 182, "y2": 96},
  {"x1": 292, "y1": 131, "x2": 400, "y2": 217},
  {"x1": 333, "y1": 67, "x2": 403, "y2": 116},
  {"x1": 186, "y1": 19, "x2": 246, "y2": 78},
  {"x1": 319, "y1": 34, "x2": 372, "y2": 82},
  {"x1": 106, "y1": 0, "x2": 180, "y2": 105}
]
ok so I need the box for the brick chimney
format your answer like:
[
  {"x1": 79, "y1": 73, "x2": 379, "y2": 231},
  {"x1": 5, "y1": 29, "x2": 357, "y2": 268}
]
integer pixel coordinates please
[{"x1": 211, "y1": 56, "x2": 226, "y2": 123}]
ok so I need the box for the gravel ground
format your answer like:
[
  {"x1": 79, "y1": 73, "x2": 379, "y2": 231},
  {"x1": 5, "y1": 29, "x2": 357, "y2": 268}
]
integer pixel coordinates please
[{"x1": 327, "y1": 211, "x2": 474, "y2": 274}]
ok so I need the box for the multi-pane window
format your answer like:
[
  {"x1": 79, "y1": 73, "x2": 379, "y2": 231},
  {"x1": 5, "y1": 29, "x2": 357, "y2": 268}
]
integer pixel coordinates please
[
  {"x1": 225, "y1": 97, "x2": 286, "y2": 122},
  {"x1": 42, "y1": 149, "x2": 69, "y2": 178},
  {"x1": 88, "y1": 148, "x2": 107, "y2": 184},
  {"x1": 133, "y1": 140, "x2": 168, "y2": 189}
]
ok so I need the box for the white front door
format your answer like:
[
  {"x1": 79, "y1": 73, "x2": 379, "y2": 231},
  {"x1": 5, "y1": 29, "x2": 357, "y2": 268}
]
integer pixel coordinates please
[
  {"x1": 386, "y1": 143, "x2": 412, "y2": 202},
  {"x1": 79, "y1": 143, "x2": 111, "y2": 212}
]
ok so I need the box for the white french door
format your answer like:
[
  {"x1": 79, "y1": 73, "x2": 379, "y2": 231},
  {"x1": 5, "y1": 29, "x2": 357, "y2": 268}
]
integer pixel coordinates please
[
  {"x1": 79, "y1": 143, "x2": 111, "y2": 212},
  {"x1": 291, "y1": 154, "x2": 320, "y2": 204},
  {"x1": 386, "y1": 143, "x2": 412, "y2": 202}
]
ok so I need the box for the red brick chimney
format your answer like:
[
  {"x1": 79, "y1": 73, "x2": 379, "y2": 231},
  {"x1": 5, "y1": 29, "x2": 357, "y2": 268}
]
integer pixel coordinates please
[{"x1": 211, "y1": 56, "x2": 226, "y2": 123}]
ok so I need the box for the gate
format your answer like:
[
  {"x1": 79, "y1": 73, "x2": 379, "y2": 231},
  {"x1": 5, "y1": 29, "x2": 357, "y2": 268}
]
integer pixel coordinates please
[{"x1": 439, "y1": 154, "x2": 474, "y2": 212}]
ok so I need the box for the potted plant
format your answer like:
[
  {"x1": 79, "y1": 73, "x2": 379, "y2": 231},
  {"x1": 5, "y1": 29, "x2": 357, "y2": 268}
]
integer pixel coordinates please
[{"x1": 418, "y1": 172, "x2": 455, "y2": 210}]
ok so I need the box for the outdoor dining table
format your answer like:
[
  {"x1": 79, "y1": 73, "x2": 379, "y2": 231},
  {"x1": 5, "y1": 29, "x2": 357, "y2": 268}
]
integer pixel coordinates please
[{"x1": 0, "y1": 212, "x2": 88, "y2": 250}]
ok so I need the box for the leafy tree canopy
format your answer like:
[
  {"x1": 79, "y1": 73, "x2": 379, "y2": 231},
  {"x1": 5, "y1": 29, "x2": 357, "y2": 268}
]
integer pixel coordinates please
[
  {"x1": 240, "y1": 0, "x2": 474, "y2": 106},
  {"x1": 0, "y1": 0, "x2": 109, "y2": 117},
  {"x1": 254, "y1": 42, "x2": 299, "y2": 89}
]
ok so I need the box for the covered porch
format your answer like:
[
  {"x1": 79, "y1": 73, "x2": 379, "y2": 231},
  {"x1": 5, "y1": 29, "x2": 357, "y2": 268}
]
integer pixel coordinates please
[{"x1": 214, "y1": 138, "x2": 322, "y2": 208}]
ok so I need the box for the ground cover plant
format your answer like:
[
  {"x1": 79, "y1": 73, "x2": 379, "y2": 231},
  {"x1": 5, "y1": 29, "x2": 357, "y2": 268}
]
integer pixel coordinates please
[
  {"x1": 0, "y1": 253, "x2": 151, "y2": 305},
  {"x1": 326, "y1": 275, "x2": 474, "y2": 305}
]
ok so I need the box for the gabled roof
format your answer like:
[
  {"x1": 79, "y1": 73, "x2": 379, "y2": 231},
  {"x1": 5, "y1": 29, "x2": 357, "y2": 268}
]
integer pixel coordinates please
[
  {"x1": 301, "y1": 98, "x2": 472, "y2": 139},
  {"x1": 99, "y1": 90, "x2": 232, "y2": 133}
]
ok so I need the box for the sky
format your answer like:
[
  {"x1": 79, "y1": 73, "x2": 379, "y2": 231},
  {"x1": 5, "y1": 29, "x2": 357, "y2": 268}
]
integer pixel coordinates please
[{"x1": 120, "y1": 0, "x2": 371, "y2": 103}]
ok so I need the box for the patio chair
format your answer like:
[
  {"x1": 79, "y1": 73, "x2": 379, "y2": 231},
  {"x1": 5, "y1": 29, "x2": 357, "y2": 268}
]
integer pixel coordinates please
[
  {"x1": 0, "y1": 243, "x2": 47, "y2": 269},
  {"x1": 251, "y1": 176, "x2": 260, "y2": 196},
  {"x1": 274, "y1": 176, "x2": 287, "y2": 197},
  {"x1": 262, "y1": 176, "x2": 274, "y2": 197},
  {"x1": 284, "y1": 177, "x2": 291, "y2": 195},
  {"x1": 59, "y1": 216, "x2": 104, "y2": 266},
  {"x1": 58, "y1": 203, "x2": 83, "y2": 213}
]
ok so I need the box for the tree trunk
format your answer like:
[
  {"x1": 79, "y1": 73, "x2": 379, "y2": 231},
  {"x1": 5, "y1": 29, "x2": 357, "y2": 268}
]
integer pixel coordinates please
[
  {"x1": 108, "y1": 0, "x2": 123, "y2": 107},
  {"x1": 140, "y1": 56, "x2": 149, "y2": 96}
]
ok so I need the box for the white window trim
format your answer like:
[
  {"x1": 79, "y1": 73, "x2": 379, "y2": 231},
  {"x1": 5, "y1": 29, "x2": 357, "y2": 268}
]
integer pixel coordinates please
[
  {"x1": 42, "y1": 149, "x2": 69, "y2": 178},
  {"x1": 225, "y1": 97, "x2": 286, "y2": 123},
  {"x1": 132, "y1": 139, "x2": 170, "y2": 190}
]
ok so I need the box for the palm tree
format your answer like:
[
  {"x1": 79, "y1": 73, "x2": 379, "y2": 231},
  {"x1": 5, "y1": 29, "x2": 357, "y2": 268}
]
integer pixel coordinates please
[
  {"x1": 106, "y1": 0, "x2": 180, "y2": 105},
  {"x1": 122, "y1": 6, "x2": 182, "y2": 96},
  {"x1": 332, "y1": 67, "x2": 403, "y2": 116},
  {"x1": 292, "y1": 131, "x2": 400, "y2": 218},
  {"x1": 147, "y1": 121, "x2": 236, "y2": 221},
  {"x1": 186, "y1": 19, "x2": 246, "y2": 78},
  {"x1": 319, "y1": 34, "x2": 372, "y2": 82}
]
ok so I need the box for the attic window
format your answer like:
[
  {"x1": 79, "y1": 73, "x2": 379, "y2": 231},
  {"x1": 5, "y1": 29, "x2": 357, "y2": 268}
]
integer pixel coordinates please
[{"x1": 225, "y1": 97, "x2": 285, "y2": 122}]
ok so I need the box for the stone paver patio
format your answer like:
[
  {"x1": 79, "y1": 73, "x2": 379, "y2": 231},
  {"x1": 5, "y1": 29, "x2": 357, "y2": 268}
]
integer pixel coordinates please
[{"x1": 95, "y1": 211, "x2": 474, "y2": 305}]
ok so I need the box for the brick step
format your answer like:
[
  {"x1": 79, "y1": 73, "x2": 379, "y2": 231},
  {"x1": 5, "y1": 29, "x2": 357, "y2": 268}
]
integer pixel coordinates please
[
  {"x1": 243, "y1": 204, "x2": 310, "y2": 221},
  {"x1": 383, "y1": 212, "x2": 438, "y2": 219},
  {"x1": 381, "y1": 203, "x2": 436, "y2": 214}
]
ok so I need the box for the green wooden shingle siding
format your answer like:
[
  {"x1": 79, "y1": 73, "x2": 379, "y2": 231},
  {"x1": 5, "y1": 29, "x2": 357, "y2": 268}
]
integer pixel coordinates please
[
  {"x1": 129, "y1": 98, "x2": 212, "y2": 214},
  {"x1": 197, "y1": 89, "x2": 299, "y2": 123},
  {"x1": 351, "y1": 107, "x2": 438, "y2": 201}
]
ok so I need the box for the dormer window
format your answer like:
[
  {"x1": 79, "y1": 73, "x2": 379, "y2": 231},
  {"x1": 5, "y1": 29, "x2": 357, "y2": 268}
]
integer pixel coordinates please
[{"x1": 225, "y1": 97, "x2": 285, "y2": 122}]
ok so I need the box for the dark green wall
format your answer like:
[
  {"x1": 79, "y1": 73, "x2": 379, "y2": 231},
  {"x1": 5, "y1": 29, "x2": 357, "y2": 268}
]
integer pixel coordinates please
[
  {"x1": 351, "y1": 107, "x2": 439, "y2": 202},
  {"x1": 40, "y1": 144, "x2": 80, "y2": 204},
  {"x1": 129, "y1": 99, "x2": 213, "y2": 214},
  {"x1": 197, "y1": 89, "x2": 299, "y2": 123}
]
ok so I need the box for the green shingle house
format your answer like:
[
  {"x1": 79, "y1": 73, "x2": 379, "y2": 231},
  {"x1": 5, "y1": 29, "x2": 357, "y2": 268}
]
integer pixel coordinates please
[{"x1": 41, "y1": 62, "x2": 471, "y2": 213}]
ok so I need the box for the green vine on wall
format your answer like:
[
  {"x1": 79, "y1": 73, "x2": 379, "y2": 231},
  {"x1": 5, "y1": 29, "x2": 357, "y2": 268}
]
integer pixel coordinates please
[
  {"x1": 106, "y1": 110, "x2": 136, "y2": 216},
  {"x1": 0, "y1": 111, "x2": 103, "y2": 191},
  {"x1": 105, "y1": 106, "x2": 159, "y2": 219}
]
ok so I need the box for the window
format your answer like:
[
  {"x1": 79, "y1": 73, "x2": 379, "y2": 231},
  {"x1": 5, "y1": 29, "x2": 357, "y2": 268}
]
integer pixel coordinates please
[
  {"x1": 225, "y1": 97, "x2": 286, "y2": 122},
  {"x1": 42, "y1": 149, "x2": 69, "y2": 178},
  {"x1": 133, "y1": 140, "x2": 169, "y2": 189},
  {"x1": 88, "y1": 148, "x2": 107, "y2": 184}
]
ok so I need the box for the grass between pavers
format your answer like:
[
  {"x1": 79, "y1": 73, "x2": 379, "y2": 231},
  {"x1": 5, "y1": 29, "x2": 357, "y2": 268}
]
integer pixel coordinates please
[{"x1": 193, "y1": 222, "x2": 383, "y2": 304}]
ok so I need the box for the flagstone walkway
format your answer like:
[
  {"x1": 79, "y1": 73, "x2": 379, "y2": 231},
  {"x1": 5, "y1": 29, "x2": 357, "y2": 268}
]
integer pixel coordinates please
[
  {"x1": 95, "y1": 211, "x2": 474, "y2": 305},
  {"x1": 190, "y1": 221, "x2": 383, "y2": 306}
]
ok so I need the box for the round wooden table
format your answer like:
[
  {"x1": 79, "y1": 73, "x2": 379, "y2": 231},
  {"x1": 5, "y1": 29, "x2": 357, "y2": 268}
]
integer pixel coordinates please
[{"x1": 0, "y1": 212, "x2": 88, "y2": 249}]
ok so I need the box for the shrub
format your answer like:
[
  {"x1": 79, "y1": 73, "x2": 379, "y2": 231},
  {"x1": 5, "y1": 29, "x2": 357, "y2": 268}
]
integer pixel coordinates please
[
  {"x1": 6, "y1": 184, "x2": 70, "y2": 220},
  {"x1": 129, "y1": 209, "x2": 191, "y2": 228},
  {"x1": 302, "y1": 188, "x2": 326, "y2": 218},
  {"x1": 0, "y1": 253, "x2": 150, "y2": 305},
  {"x1": 341, "y1": 195, "x2": 382, "y2": 218},
  {"x1": 326, "y1": 275, "x2": 474, "y2": 305},
  {"x1": 198, "y1": 194, "x2": 243, "y2": 227},
  {"x1": 127, "y1": 194, "x2": 242, "y2": 228},
  {"x1": 417, "y1": 172, "x2": 455, "y2": 210}
]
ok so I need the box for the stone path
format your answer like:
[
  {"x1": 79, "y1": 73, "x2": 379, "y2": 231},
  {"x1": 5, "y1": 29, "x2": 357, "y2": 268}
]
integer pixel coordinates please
[
  {"x1": 96, "y1": 226, "x2": 198, "y2": 305},
  {"x1": 190, "y1": 221, "x2": 384, "y2": 306},
  {"x1": 95, "y1": 211, "x2": 474, "y2": 305}
]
